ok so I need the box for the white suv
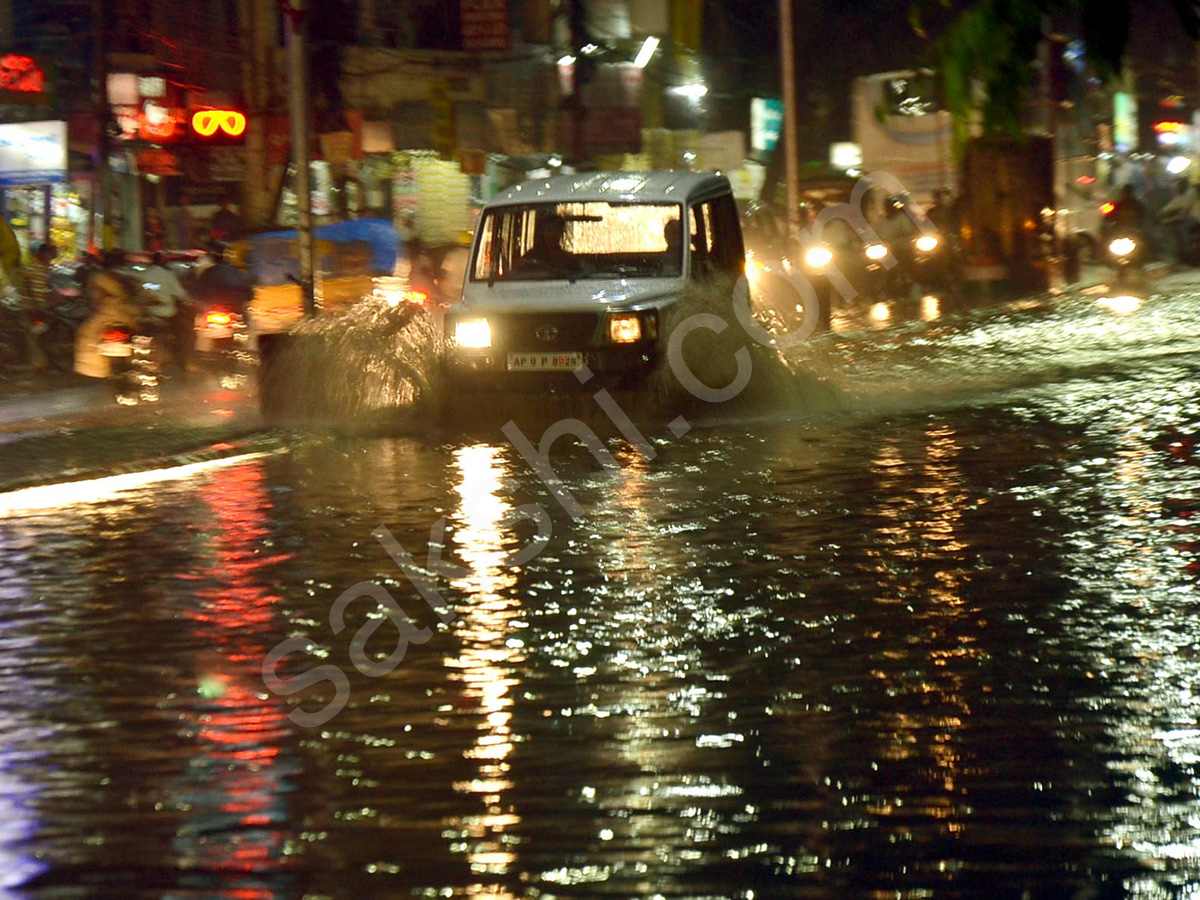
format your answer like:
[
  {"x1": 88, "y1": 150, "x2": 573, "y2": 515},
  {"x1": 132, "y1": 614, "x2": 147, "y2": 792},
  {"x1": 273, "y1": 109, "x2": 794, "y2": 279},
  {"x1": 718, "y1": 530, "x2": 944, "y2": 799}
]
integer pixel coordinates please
[{"x1": 443, "y1": 171, "x2": 745, "y2": 389}]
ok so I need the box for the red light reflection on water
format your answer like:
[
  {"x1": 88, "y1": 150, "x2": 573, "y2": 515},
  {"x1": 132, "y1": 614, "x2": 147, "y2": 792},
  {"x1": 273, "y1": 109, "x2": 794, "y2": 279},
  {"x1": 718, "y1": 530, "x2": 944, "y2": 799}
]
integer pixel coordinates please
[{"x1": 168, "y1": 462, "x2": 297, "y2": 892}]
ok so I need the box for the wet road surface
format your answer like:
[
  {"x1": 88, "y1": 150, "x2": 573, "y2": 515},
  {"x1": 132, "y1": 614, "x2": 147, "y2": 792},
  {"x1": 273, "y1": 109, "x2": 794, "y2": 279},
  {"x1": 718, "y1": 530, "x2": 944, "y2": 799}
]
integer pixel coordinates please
[{"x1": 1, "y1": 274, "x2": 1199, "y2": 898}]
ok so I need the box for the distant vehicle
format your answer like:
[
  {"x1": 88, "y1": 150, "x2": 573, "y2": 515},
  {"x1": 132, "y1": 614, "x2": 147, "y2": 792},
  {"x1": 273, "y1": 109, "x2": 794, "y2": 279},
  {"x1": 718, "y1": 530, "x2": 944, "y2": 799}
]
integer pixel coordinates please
[
  {"x1": 852, "y1": 70, "x2": 954, "y2": 206},
  {"x1": 443, "y1": 170, "x2": 747, "y2": 390}
]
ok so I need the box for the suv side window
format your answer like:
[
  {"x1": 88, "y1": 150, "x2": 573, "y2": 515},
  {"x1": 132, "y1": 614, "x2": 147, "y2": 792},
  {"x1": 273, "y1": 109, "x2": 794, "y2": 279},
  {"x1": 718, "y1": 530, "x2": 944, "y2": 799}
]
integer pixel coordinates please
[{"x1": 688, "y1": 194, "x2": 745, "y2": 278}]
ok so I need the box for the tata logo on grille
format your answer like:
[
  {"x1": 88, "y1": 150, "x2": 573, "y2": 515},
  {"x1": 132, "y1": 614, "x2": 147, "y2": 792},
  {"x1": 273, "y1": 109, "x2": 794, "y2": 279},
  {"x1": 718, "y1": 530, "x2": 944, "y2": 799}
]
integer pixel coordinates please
[{"x1": 535, "y1": 325, "x2": 559, "y2": 342}]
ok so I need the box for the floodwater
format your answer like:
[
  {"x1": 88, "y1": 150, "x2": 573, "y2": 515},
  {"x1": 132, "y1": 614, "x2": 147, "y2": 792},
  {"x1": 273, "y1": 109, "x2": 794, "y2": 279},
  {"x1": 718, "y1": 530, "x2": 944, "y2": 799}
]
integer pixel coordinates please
[{"x1": 2, "y1": 280, "x2": 1200, "y2": 898}]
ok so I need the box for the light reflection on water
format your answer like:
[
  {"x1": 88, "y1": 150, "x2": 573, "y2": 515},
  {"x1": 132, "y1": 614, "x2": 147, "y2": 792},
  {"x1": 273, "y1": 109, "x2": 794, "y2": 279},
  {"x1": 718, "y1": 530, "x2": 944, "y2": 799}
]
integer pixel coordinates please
[{"x1": 0, "y1": 283, "x2": 1199, "y2": 895}]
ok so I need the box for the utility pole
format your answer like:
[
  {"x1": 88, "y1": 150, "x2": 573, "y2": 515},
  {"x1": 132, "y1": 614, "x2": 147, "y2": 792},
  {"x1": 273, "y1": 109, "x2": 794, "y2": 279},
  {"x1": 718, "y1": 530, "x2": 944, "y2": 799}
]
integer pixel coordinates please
[
  {"x1": 779, "y1": 0, "x2": 800, "y2": 239},
  {"x1": 91, "y1": 0, "x2": 109, "y2": 251},
  {"x1": 285, "y1": 0, "x2": 315, "y2": 316}
]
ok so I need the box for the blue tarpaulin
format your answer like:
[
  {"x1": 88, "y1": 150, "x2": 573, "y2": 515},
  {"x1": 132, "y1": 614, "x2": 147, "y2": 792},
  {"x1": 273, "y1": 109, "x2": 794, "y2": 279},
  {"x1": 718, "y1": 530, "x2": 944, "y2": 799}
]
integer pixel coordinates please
[{"x1": 248, "y1": 218, "x2": 400, "y2": 284}]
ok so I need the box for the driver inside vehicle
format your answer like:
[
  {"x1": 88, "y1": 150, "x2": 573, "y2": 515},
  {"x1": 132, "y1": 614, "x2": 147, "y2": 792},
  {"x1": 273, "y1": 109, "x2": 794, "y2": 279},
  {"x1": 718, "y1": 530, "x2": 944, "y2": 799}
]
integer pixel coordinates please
[
  {"x1": 519, "y1": 213, "x2": 575, "y2": 272},
  {"x1": 661, "y1": 217, "x2": 683, "y2": 275}
]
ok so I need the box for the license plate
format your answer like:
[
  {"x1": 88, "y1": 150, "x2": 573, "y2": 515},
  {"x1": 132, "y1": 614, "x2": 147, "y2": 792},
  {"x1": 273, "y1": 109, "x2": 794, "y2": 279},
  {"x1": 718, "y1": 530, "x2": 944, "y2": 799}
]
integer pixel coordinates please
[
  {"x1": 99, "y1": 341, "x2": 133, "y2": 357},
  {"x1": 506, "y1": 351, "x2": 584, "y2": 372}
]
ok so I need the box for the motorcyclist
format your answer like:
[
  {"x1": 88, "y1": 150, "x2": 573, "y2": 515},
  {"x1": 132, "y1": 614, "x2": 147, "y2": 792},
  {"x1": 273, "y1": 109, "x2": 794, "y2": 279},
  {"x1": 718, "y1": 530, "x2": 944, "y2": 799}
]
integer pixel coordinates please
[
  {"x1": 1108, "y1": 183, "x2": 1146, "y2": 233},
  {"x1": 874, "y1": 194, "x2": 921, "y2": 249},
  {"x1": 192, "y1": 243, "x2": 254, "y2": 318},
  {"x1": 141, "y1": 251, "x2": 192, "y2": 370},
  {"x1": 74, "y1": 249, "x2": 139, "y2": 379}
]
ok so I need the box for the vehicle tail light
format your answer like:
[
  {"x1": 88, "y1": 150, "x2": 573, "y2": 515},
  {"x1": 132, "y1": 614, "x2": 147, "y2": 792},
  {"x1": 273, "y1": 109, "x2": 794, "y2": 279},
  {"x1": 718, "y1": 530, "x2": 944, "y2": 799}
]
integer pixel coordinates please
[
  {"x1": 102, "y1": 328, "x2": 131, "y2": 342},
  {"x1": 206, "y1": 310, "x2": 233, "y2": 326},
  {"x1": 403, "y1": 289, "x2": 429, "y2": 304},
  {"x1": 1100, "y1": 201, "x2": 1115, "y2": 216}
]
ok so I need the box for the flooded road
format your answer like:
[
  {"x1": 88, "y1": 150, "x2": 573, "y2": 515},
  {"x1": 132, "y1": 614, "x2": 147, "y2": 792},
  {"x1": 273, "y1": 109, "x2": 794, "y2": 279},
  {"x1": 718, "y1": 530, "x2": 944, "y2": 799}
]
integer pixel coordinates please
[{"x1": 2, "y1": 278, "x2": 1199, "y2": 898}]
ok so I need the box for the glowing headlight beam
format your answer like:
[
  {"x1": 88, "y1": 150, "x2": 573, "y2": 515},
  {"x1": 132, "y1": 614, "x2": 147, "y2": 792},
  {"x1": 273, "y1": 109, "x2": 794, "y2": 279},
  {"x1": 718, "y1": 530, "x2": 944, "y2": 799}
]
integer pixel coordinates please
[
  {"x1": 454, "y1": 318, "x2": 492, "y2": 349},
  {"x1": 915, "y1": 235, "x2": 939, "y2": 252},
  {"x1": 608, "y1": 314, "x2": 642, "y2": 343},
  {"x1": 804, "y1": 246, "x2": 834, "y2": 269},
  {"x1": 1108, "y1": 237, "x2": 1137, "y2": 258},
  {"x1": 865, "y1": 243, "x2": 889, "y2": 261}
]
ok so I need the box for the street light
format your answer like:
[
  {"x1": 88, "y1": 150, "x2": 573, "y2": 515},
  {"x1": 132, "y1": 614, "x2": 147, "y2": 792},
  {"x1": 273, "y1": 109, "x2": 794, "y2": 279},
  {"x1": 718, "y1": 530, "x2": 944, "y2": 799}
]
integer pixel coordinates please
[{"x1": 634, "y1": 36, "x2": 660, "y2": 69}]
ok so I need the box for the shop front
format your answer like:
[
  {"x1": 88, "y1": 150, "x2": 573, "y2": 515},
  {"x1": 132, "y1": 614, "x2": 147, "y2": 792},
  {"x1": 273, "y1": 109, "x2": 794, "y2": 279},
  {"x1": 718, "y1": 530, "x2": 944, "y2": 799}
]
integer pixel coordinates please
[{"x1": 0, "y1": 119, "x2": 84, "y2": 260}]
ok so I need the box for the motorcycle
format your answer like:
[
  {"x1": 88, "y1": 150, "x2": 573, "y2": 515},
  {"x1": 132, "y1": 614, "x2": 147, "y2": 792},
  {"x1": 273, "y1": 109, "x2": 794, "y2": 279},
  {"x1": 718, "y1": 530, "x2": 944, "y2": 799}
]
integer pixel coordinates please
[
  {"x1": 909, "y1": 232, "x2": 962, "y2": 296},
  {"x1": 29, "y1": 292, "x2": 89, "y2": 372},
  {"x1": 97, "y1": 322, "x2": 159, "y2": 406},
  {"x1": 1104, "y1": 230, "x2": 1144, "y2": 289},
  {"x1": 194, "y1": 303, "x2": 252, "y2": 388}
]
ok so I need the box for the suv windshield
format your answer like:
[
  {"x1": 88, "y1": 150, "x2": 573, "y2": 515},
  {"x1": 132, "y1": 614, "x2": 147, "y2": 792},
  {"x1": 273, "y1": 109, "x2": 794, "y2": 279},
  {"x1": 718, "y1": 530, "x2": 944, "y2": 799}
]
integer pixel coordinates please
[{"x1": 471, "y1": 201, "x2": 684, "y2": 282}]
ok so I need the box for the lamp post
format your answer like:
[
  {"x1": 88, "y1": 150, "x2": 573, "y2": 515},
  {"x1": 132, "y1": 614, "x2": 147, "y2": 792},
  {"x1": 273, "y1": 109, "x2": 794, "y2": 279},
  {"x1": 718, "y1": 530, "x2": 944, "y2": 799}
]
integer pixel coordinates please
[
  {"x1": 284, "y1": 0, "x2": 315, "y2": 316},
  {"x1": 779, "y1": 0, "x2": 801, "y2": 239}
]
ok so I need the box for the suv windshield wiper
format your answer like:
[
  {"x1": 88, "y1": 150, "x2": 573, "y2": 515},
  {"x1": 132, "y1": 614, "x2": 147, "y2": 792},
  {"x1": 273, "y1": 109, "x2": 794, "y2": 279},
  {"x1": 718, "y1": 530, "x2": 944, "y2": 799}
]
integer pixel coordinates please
[{"x1": 582, "y1": 263, "x2": 658, "y2": 278}]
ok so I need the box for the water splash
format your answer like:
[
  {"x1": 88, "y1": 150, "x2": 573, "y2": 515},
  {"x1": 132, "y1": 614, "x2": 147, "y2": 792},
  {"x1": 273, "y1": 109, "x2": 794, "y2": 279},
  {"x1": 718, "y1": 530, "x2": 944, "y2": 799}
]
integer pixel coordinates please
[{"x1": 259, "y1": 295, "x2": 442, "y2": 427}]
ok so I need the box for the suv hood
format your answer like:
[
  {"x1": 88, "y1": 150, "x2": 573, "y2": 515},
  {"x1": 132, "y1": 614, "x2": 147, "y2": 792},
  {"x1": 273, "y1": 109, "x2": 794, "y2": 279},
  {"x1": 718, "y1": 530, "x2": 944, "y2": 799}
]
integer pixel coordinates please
[{"x1": 455, "y1": 277, "x2": 684, "y2": 315}]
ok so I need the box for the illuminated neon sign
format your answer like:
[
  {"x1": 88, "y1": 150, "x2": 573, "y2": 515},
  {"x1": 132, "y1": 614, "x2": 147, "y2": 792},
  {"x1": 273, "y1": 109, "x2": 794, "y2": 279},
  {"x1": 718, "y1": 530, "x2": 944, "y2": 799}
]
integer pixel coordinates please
[
  {"x1": 191, "y1": 109, "x2": 246, "y2": 138},
  {"x1": 0, "y1": 55, "x2": 45, "y2": 93}
]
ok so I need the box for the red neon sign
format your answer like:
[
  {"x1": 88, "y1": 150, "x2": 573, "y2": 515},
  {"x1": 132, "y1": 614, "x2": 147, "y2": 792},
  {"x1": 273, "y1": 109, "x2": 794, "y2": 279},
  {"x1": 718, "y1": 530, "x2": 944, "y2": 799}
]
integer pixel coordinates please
[
  {"x1": 191, "y1": 109, "x2": 246, "y2": 137},
  {"x1": 0, "y1": 55, "x2": 45, "y2": 93}
]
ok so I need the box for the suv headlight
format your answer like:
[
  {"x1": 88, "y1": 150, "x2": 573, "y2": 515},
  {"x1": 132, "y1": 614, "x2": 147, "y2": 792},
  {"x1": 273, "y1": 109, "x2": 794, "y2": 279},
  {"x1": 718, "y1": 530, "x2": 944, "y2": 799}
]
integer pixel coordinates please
[
  {"x1": 608, "y1": 313, "x2": 643, "y2": 343},
  {"x1": 453, "y1": 318, "x2": 491, "y2": 349}
]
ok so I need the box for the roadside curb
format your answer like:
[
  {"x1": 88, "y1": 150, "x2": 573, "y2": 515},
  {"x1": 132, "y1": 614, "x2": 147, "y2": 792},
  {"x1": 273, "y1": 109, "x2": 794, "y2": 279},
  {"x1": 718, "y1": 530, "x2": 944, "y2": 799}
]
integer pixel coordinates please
[{"x1": 0, "y1": 426, "x2": 285, "y2": 498}]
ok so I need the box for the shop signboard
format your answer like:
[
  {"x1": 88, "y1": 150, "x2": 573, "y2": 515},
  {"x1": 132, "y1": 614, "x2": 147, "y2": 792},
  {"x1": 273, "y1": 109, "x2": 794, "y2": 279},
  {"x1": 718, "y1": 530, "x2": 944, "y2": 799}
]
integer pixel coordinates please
[
  {"x1": 0, "y1": 120, "x2": 67, "y2": 185},
  {"x1": 461, "y1": 0, "x2": 510, "y2": 51},
  {"x1": 136, "y1": 147, "x2": 180, "y2": 176},
  {"x1": 750, "y1": 98, "x2": 783, "y2": 154},
  {"x1": 0, "y1": 54, "x2": 49, "y2": 103}
]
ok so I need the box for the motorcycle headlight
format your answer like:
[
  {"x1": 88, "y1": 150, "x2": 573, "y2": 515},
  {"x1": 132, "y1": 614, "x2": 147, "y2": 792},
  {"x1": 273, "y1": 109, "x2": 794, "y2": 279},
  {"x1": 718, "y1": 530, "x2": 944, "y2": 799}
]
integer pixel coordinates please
[
  {"x1": 915, "y1": 235, "x2": 939, "y2": 253},
  {"x1": 865, "y1": 243, "x2": 889, "y2": 261},
  {"x1": 804, "y1": 246, "x2": 834, "y2": 269},
  {"x1": 1108, "y1": 237, "x2": 1137, "y2": 258},
  {"x1": 453, "y1": 318, "x2": 491, "y2": 349}
]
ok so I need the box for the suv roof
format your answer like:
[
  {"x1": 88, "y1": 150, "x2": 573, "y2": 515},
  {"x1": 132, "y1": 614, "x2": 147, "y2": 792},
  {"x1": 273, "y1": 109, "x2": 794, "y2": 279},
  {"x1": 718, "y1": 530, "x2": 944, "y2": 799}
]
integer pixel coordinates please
[{"x1": 487, "y1": 170, "x2": 734, "y2": 209}]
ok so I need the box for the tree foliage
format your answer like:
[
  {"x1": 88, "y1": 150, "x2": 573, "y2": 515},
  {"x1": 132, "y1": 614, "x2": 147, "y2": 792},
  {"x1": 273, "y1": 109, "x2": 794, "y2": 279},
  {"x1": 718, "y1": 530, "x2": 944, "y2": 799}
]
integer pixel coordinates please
[{"x1": 912, "y1": 0, "x2": 1198, "y2": 147}]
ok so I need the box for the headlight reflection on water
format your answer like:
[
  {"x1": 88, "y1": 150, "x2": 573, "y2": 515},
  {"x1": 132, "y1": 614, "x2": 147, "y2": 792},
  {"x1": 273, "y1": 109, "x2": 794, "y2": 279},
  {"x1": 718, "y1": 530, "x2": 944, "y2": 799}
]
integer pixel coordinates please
[{"x1": 1099, "y1": 295, "x2": 1142, "y2": 316}]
